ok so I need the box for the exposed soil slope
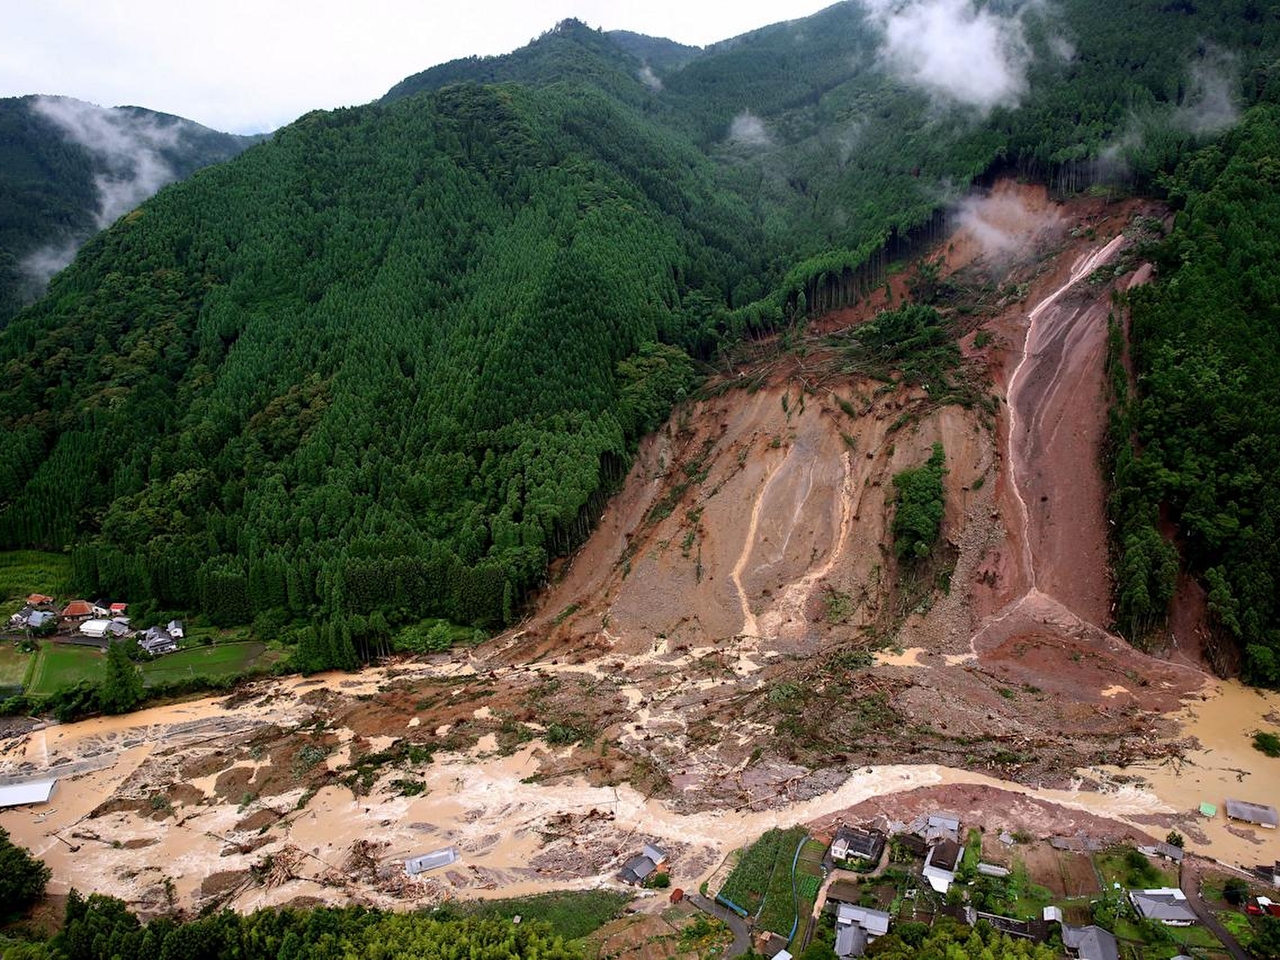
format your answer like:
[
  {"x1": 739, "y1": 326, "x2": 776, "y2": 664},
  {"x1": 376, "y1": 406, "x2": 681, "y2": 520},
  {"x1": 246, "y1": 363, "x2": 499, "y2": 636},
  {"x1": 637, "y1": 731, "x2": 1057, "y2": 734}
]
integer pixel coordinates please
[{"x1": 5, "y1": 181, "x2": 1269, "y2": 918}]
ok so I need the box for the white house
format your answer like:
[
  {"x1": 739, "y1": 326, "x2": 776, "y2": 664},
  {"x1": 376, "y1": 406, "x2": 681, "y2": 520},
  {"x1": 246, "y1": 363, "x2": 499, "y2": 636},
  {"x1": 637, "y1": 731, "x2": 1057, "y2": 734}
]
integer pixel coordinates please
[{"x1": 79, "y1": 619, "x2": 111, "y2": 639}]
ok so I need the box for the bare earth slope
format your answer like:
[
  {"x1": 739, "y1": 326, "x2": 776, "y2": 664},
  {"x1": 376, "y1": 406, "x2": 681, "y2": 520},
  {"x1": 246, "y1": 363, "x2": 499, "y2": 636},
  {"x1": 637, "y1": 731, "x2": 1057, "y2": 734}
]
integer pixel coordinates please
[{"x1": 4, "y1": 182, "x2": 1277, "y2": 916}]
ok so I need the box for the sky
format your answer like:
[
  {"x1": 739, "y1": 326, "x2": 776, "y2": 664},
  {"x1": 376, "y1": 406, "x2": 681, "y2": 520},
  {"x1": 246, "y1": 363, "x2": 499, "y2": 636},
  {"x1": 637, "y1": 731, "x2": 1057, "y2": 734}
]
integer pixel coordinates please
[{"x1": 1, "y1": 1, "x2": 833, "y2": 134}]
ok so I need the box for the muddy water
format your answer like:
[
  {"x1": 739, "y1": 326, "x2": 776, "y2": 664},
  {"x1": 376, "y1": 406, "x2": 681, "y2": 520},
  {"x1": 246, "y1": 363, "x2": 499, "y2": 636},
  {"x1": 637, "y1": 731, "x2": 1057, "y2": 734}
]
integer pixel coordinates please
[
  {"x1": 2, "y1": 670, "x2": 1274, "y2": 913},
  {"x1": 1089, "y1": 680, "x2": 1280, "y2": 868}
]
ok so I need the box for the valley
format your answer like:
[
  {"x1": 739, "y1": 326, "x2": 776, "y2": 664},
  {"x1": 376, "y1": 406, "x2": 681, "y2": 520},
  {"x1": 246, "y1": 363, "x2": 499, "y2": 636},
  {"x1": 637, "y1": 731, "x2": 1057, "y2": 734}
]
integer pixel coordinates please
[{"x1": 3, "y1": 181, "x2": 1277, "y2": 922}]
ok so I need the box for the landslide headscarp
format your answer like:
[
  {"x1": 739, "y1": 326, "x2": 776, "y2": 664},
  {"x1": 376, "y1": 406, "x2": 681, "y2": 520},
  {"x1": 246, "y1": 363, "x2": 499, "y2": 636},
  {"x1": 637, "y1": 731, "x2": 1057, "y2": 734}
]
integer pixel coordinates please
[{"x1": 500, "y1": 181, "x2": 1205, "y2": 801}]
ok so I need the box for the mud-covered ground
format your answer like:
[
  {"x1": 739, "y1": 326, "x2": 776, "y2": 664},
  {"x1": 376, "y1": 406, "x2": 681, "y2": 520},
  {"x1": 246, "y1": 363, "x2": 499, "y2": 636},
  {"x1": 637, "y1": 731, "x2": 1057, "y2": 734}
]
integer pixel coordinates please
[{"x1": 3, "y1": 182, "x2": 1277, "y2": 916}]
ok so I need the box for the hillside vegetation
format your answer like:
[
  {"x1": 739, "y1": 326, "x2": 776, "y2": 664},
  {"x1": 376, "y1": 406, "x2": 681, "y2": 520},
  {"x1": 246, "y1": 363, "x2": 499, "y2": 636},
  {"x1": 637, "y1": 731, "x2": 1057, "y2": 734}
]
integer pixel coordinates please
[{"x1": 0, "y1": 2, "x2": 1278, "y2": 675}]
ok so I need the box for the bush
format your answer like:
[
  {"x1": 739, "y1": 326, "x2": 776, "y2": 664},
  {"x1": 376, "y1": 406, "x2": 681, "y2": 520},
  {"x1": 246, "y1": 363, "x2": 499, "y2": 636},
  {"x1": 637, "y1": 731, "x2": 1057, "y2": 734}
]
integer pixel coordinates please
[
  {"x1": 1253, "y1": 730, "x2": 1280, "y2": 757},
  {"x1": 644, "y1": 872, "x2": 671, "y2": 889},
  {"x1": 1224, "y1": 877, "x2": 1250, "y2": 905}
]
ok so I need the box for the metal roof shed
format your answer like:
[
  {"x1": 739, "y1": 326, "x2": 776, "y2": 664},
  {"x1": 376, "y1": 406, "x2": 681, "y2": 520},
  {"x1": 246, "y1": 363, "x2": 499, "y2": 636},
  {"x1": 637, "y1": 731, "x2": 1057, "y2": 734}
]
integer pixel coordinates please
[
  {"x1": 0, "y1": 780, "x2": 57, "y2": 808},
  {"x1": 1226, "y1": 799, "x2": 1279, "y2": 828},
  {"x1": 405, "y1": 846, "x2": 458, "y2": 875}
]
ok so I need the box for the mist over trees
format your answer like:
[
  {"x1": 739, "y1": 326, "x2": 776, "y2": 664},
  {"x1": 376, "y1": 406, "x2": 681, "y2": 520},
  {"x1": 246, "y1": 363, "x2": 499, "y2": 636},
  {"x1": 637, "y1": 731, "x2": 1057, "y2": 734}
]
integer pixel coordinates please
[
  {"x1": 0, "y1": 96, "x2": 258, "y2": 325},
  {"x1": 0, "y1": 2, "x2": 1277, "y2": 674}
]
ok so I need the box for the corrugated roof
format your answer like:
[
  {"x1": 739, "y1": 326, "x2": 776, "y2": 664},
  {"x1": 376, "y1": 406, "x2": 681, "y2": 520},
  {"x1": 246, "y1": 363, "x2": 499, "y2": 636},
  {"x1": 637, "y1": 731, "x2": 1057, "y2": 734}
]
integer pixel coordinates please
[
  {"x1": 1226, "y1": 799, "x2": 1279, "y2": 827},
  {"x1": 0, "y1": 780, "x2": 56, "y2": 808},
  {"x1": 836, "y1": 903, "x2": 891, "y2": 937}
]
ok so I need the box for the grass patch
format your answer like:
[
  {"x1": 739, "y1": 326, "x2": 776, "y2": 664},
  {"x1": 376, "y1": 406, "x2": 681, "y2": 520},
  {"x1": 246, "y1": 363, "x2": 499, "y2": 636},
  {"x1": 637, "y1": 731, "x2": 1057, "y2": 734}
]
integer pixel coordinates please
[
  {"x1": 25, "y1": 643, "x2": 103, "y2": 697},
  {"x1": 1093, "y1": 846, "x2": 1177, "y2": 890},
  {"x1": 1216, "y1": 910, "x2": 1253, "y2": 947},
  {"x1": 0, "y1": 551, "x2": 71, "y2": 613},
  {"x1": 449, "y1": 889, "x2": 631, "y2": 941},
  {"x1": 25, "y1": 640, "x2": 279, "y2": 697},
  {"x1": 140, "y1": 642, "x2": 274, "y2": 687},
  {"x1": 0, "y1": 644, "x2": 33, "y2": 688},
  {"x1": 719, "y1": 826, "x2": 807, "y2": 926}
]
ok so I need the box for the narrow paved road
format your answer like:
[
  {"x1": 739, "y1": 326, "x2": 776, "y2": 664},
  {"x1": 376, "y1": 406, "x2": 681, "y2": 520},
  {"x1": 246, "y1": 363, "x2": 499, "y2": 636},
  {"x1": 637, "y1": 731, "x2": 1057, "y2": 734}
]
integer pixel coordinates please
[
  {"x1": 1181, "y1": 860, "x2": 1252, "y2": 960},
  {"x1": 690, "y1": 893, "x2": 752, "y2": 958}
]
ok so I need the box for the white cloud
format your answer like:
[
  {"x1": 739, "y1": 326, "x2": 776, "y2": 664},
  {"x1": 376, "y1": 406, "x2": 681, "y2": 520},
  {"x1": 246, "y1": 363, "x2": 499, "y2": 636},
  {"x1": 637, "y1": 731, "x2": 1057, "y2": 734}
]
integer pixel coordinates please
[
  {"x1": 1176, "y1": 51, "x2": 1239, "y2": 135},
  {"x1": 33, "y1": 97, "x2": 185, "y2": 228},
  {"x1": 728, "y1": 111, "x2": 772, "y2": 146},
  {"x1": 638, "y1": 65, "x2": 663, "y2": 91},
  {"x1": 862, "y1": 0, "x2": 1036, "y2": 114},
  {"x1": 19, "y1": 97, "x2": 191, "y2": 288}
]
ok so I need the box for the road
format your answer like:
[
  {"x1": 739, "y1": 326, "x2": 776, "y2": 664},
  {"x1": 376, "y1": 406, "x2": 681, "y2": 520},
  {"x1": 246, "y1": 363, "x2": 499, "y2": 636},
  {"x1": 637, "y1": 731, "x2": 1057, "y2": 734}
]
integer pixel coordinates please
[
  {"x1": 1181, "y1": 859, "x2": 1252, "y2": 960},
  {"x1": 689, "y1": 893, "x2": 752, "y2": 958}
]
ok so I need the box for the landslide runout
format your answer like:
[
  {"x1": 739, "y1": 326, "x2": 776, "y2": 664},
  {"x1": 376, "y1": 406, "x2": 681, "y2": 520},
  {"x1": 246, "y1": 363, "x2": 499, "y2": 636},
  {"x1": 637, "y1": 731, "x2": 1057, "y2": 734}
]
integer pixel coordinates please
[{"x1": 0, "y1": 184, "x2": 1224, "y2": 917}]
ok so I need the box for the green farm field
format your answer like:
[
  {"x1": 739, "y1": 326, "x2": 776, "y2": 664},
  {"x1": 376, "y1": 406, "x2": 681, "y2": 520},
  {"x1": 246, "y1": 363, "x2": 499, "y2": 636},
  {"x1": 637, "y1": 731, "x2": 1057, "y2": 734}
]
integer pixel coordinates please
[
  {"x1": 25, "y1": 642, "x2": 103, "y2": 696},
  {"x1": 24, "y1": 640, "x2": 279, "y2": 697},
  {"x1": 139, "y1": 641, "x2": 275, "y2": 686},
  {"x1": 0, "y1": 643, "x2": 33, "y2": 689}
]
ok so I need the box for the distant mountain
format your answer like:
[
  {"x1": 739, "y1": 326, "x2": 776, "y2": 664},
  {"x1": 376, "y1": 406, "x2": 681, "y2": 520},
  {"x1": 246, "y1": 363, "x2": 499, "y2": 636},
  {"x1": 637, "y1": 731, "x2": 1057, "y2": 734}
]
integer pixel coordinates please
[
  {"x1": 604, "y1": 30, "x2": 703, "y2": 76},
  {"x1": 0, "y1": 95, "x2": 261, "y2": 324}
]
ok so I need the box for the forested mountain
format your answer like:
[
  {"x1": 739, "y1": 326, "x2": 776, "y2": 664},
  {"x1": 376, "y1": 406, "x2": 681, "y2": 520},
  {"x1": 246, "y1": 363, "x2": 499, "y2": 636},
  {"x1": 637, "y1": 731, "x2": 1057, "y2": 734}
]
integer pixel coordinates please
[
  {"x1": 0, "y1": 96, "x2": 259, "y2": 324},
  {"x1": 1, "y1": 1, "x2": 1278, "y2": 674},
  {"x1": 1110, "y1": 102, "x2": 1280, "y2": 685}
]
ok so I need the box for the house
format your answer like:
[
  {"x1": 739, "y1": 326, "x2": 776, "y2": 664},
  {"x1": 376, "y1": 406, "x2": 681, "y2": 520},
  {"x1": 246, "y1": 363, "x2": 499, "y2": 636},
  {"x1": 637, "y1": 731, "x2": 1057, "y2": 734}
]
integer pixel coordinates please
[
  {"x1": 28, "y1": 610, "x2": 54, "y2": 630},
  {"x1": 831, "y1": 825, "x2": 886, "y2": 864},
  {"x1": 60, "y1": 599, "x2": 94, "y2": 620},
  {"x1": 1154, "y1": 841, "x2": 1184, "y2": 863},
  {"x1": 914, "y1": 811, "x2": 961, "y2": 843},
  {"x1": 922, "y1": 839, "x2": 964, "y2": 894},
  {"x1": 835, "y1": 923, "x2": 867, "y2": 958},
  {"x1": 1274, "y1": 861, "x2": 1280, "y2": 889},
  {"x1": 109, "y1": 602, "x2": 128, "y2": 615},
  {"x1": 167, "y1": 620, "x2": 185, "y2": 639},
  {"x1": 9, "y1": 606, "x2": 35, "y2": 626},
  {"x1": 895, "y1": 832, "x2": 929, "y2": 857},
  {"x1": 1225, "y1": 799, "x2": 1279, "y2": 829},
  {"x1": 26, "y1": 594, "x2": 55, "y2": 606},
  {"x1": 618, "y1": 843, "x2": 668, "y2": 885},
  {"x1": 106, "y1": 619, "x2": 131, "y2": 638},
  {"x1": 834, "y1": 903, "x2": 891, "y2": 957},
  {"x1": 140, "y1": 626, "x2": 178, "y2": 655},
  {"x1": 1129, "y1": 888, "x2": 1197, "y2": 925},
  {"x1": 405, "y1": 846, "x2": 458, "y2": 876},
  {"x1": 1140, "y1": 842, "x2": 1185, "y2": 864},
  {"x1": 978, "y1": 862, "x2": 1011, "y2": 878},
  {"x1": 826, "y1": 879, "x2": 861, "y2": 906},
  {"x1": 91, "y1": 600, "x2": 112, "y2": 618},
  {"x1": 1247, "y1": 896, "x2": 1280, "y2": 917},
  {"x1": 1061, "y1": 924, "x2": 1120, "y2": 960},
  {"x1": 80, "y1": 619, "x2": 112, "y2": 639}
]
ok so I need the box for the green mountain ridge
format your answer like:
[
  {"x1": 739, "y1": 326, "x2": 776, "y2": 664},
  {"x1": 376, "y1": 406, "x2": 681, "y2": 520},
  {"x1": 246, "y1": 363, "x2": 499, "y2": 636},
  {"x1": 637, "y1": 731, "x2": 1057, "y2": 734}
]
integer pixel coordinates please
[{"x1": 1, "y1": 2, "x2": 1278, "y2": 676}]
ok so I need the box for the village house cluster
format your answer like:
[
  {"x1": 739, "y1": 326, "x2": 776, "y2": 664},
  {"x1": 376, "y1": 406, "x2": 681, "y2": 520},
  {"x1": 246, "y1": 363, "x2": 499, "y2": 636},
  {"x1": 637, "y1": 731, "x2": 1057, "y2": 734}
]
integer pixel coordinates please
[
  {"x1": 7, "y1": 593, "x2": 184, "y2": 657},
  {"x1": 732, "y1": 804, "x2": 1280, "y2": 960}
]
